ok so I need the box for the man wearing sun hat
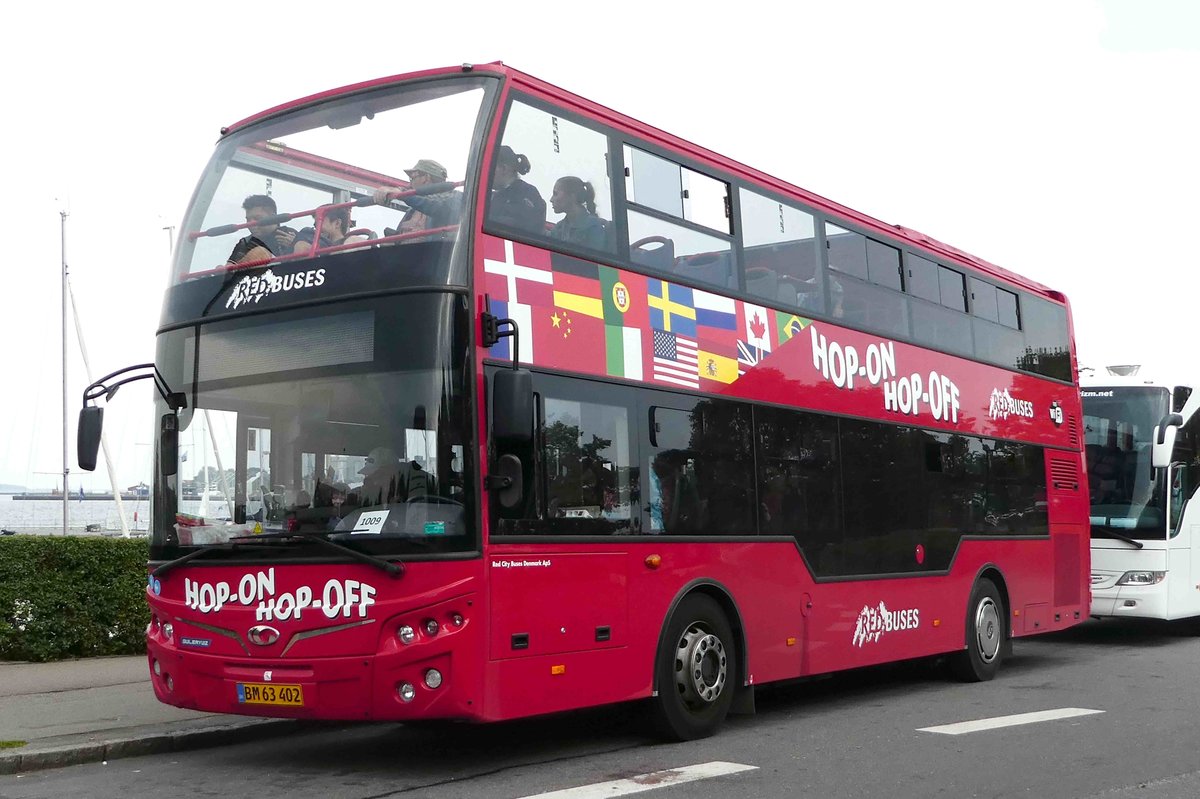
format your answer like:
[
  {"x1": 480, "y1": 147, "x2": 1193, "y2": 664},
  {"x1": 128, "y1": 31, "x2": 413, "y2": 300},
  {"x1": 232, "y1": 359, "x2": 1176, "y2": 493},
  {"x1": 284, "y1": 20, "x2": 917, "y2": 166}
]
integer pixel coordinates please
[{"x1": 372, "y1": 158, "x2": 463, "y2": 237}]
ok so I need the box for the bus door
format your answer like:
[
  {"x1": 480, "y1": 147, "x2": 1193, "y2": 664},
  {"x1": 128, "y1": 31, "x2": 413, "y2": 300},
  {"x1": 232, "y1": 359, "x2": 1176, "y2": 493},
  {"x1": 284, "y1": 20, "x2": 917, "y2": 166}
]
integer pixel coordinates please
[{"x1": 488, "y1": 372, "x2": 637, "y2": 660}]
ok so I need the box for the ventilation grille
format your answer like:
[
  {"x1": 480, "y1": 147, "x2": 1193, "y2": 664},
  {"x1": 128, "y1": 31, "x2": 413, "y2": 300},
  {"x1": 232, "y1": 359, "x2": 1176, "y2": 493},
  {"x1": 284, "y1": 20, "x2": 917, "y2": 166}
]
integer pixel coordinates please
[
  {"x1": 1067, "y1": 414, "x2": 1080, "y2": 448},
  {"x1": 1049, "y1": 458, "x2": 1079, "y2": 491}
]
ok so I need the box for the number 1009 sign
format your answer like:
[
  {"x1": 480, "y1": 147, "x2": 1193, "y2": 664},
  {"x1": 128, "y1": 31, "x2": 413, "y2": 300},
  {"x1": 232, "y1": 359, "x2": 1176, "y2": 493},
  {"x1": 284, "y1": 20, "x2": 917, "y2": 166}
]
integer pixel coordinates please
[{"x1": 353, "y1": 510, "x2": 390, "y2": 535}]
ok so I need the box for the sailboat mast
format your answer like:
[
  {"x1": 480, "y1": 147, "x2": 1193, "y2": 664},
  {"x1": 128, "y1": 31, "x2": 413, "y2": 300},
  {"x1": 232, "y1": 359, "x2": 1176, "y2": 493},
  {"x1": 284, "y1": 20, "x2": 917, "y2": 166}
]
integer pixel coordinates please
[{"x1": 61, "y1": 210, "x2": 69, "y2": 536}]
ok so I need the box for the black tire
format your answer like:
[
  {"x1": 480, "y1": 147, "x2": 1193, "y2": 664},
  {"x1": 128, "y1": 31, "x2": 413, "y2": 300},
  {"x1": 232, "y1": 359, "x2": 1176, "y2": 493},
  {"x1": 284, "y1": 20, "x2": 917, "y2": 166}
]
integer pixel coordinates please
[
  {"x1": 949, "y1": 578, "x2": 1005, "y2": 682},
  {"x1": 649, "y1": 593, "x2": 737, "y2": 741}
]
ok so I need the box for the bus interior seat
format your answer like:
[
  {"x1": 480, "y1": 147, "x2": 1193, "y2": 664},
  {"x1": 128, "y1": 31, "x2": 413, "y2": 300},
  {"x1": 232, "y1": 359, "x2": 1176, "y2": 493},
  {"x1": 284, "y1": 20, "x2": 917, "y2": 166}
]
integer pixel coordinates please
[
  {"x1": 775, "y1": 277, "x2": 799, "y2": 307},
  {"x1": 631, "y1": 235, "x2": 675, "y2": 271},
  {"x1": 675, "y1": 251, "x2": 735, "y2": 289},
  {"x1": 745, "y1": 266, "x2": 779, "y2": 298}
]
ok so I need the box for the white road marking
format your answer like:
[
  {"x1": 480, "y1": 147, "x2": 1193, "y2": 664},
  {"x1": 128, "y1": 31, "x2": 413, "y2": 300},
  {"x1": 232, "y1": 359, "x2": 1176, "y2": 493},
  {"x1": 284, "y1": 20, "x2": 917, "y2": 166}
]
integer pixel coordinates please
[
  {"x1": 918, "y1": 707, "x2": 1104, "y2": 735},
  {"x1": 516, "y1": 761, "x2": 758, "y2": 799}
]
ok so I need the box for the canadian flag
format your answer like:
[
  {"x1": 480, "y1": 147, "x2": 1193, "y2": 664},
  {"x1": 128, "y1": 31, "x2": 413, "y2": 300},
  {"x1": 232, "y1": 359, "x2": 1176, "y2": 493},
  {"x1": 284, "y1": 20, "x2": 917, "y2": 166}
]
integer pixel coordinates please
[{"x1": 742, "y1": 302, "x2": 772, "y2": 353}]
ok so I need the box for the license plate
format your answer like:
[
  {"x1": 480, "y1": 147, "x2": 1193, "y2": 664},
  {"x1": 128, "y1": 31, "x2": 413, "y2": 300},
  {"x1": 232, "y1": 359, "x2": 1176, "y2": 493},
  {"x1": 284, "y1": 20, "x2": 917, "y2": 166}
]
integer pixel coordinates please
[{"x1": 236, "y1": 682, "x2": 304, "y2": 706}]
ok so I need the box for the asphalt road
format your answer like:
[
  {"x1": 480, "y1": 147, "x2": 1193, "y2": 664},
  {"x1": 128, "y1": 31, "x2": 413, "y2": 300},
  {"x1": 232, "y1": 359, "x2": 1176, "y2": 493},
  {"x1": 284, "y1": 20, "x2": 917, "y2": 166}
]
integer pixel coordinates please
[{"x1": 5, "y1": 617, "x2": 1200, "y2": 799}]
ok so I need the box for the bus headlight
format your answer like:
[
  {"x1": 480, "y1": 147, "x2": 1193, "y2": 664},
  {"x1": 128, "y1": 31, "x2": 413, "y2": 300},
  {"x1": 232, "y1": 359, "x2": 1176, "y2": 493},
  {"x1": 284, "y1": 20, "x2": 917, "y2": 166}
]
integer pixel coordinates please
[
  {"x1": 397, "y1": 625, "x2": 416, "y2": 645},
  {"x1": 398, "y1": 683, "x2": 416, "y2": 702},
  {"x1": 424, "y1": 669, "x2": 443, "y2": 689},
  {"x1": 1116, "y1": 570, "x2": 1166, "y2": 586}
]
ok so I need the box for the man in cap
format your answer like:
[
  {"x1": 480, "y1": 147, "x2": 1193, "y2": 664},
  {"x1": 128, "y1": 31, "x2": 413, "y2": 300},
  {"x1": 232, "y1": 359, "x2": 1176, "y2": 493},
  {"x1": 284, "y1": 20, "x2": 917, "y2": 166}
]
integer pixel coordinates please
[
  {"x1": 356, "y1": 446, "x2": 404, "y2": 508},
  {"x1": 372, "y1": 158, "x2": 463, "y2": 237}
]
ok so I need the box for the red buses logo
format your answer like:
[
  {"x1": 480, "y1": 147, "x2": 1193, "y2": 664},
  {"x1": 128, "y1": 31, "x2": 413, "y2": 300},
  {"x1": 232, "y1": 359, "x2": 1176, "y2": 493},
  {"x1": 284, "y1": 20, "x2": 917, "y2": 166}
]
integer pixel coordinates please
[
  {"x1": 225, "y1": 267, "x2": 326, "y2": 310},
  {"x1": 852, "y1": 602, "x2": 920, "y2": 647},
  {"x1": 988, "y1": 388, "x2": 1035, "y2": 421}
]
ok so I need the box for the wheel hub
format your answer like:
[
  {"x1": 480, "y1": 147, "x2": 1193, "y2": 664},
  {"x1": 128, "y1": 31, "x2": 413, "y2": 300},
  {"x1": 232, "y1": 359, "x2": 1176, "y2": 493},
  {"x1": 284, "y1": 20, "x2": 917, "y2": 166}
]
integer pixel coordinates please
[
  {"x1": 974, "y1": 597, "x2": 1001, "y2": 663},
  {"x1": 673, "y1": 623, "x2": 727, "y2": 707}
]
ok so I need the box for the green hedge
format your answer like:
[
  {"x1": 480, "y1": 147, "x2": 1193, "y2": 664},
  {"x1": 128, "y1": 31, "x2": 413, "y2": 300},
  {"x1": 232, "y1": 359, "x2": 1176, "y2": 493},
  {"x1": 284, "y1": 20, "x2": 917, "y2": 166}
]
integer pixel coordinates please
[{"x1": 0, "y1": 536, "x2": 149, "y2": 662}]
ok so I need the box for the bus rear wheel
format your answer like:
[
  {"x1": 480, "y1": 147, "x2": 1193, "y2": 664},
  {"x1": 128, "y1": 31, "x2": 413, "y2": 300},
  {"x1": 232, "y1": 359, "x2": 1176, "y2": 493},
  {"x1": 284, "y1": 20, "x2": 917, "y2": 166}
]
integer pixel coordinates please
[
  {"x1": 949, "y1": 578, "x2": 1005, "y2": 682},
  {"x1": 650, "y1": 593, "x2": 736, "y2": 741}
]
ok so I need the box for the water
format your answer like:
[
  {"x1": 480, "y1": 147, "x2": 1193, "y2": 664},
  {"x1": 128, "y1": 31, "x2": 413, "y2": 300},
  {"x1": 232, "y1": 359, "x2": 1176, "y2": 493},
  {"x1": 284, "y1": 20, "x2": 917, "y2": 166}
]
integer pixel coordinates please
[{"x1": 0, "y1": 493, "x2": 157, "y2": 536}]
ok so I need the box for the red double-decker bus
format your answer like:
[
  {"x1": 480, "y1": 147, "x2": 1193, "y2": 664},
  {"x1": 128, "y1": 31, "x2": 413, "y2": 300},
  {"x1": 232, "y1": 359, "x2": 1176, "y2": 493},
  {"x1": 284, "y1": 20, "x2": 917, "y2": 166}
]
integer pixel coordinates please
[{"x1": 79, "y1": 63, "x2": 1089, "y2": 740}]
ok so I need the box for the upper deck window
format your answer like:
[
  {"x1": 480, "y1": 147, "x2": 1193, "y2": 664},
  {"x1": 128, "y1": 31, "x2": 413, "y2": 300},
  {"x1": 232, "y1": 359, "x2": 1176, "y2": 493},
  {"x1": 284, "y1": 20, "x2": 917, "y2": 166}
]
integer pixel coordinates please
[
  {"x1": 486, "y1": 99, "x2": 615, "y2": 254},
  {"x1": 175, "y1": 78, "x2": 493, "y2": 284},
  {"x1": 739, "y1": 188, "x2": 823, "y2": 314},
  {"x1": 624, "y1": 146, "x2": 731, "y2": 235},
  {"x1": 825, "y1": 223, "x2": 901, "y2": 290}
]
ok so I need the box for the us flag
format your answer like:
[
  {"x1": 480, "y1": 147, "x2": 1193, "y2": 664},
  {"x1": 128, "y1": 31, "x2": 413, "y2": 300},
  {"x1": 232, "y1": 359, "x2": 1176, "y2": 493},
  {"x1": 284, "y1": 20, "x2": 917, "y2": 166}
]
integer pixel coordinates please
[{"x1": 653, "y1": 330, "x2": 699, "y2": 389}]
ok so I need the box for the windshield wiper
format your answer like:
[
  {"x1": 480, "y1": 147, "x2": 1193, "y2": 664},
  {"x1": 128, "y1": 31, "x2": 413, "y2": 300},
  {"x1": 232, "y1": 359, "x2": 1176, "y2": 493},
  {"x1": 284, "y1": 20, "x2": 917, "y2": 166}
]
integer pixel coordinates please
[
  {"x1": 228, "y1": 531, "x2": 404, "y2": 577},
  {"x1": 152, "y1": 541, "x2": 276, "y2": 578},
  {"x1": 1094, "y1": 527, "x2": 1145, "y2": 549}
]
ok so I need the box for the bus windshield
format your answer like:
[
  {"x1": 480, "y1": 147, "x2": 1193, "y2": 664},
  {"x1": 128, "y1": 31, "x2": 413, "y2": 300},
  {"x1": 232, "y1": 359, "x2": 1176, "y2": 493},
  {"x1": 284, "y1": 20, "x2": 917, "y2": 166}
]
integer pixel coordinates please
[
  {"x1": 1082, "y1": 386, "x2": 1169, "y2": 537},
  {"x1": 174, "y1": 76, "x2": 494, "y2": 283},
  {"x1": 150, "y1": 293, "x2": 473, "y2": 560}
]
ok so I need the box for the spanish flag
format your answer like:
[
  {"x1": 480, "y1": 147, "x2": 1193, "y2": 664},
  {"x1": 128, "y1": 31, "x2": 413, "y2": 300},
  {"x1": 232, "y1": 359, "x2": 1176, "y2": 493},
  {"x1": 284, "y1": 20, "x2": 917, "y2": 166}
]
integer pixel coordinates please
[{"x1": 697, "y1": 350, "x2": 739, "y2": 384}]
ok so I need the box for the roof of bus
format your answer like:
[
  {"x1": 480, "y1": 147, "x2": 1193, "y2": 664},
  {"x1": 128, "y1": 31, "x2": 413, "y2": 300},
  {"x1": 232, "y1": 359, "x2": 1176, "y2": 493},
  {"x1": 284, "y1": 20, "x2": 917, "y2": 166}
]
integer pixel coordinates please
[
  {"x1": 1080, "y1": 372, "x2": 1189, "y2": 391},
  {"x1": 221, "y1": 62, "x2": 1064, "y2": 303}
]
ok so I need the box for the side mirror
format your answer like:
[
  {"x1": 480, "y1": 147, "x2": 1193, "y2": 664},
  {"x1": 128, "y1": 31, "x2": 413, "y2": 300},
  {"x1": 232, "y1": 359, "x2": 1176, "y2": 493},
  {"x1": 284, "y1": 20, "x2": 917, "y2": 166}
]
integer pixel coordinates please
[
  {"x1": 492, "y1": 369, "x2": 533, "y2": 448},
  {"x1": 490, "y1": 453, "x2": 525, "y2": 509},
  {"x1": 77, "y1": 407, "x2": 104, "y2": 472},
  {"x1": 160, "y1": 414, "x2": 179, "y2": 477},
  {"x1": 1152, "y1": 413, "x2": 1184, "y2": 469}
]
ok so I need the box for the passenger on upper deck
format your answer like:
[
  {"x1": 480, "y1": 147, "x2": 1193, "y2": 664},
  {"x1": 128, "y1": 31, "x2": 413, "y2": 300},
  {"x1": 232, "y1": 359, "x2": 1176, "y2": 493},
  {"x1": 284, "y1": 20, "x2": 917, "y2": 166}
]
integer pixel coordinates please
[
  {"x1": 487, "y1": 145, "x2": 546, "y2": 234},
  {"x1": 292, "y1": 205, "x2": 353, "y2": 255},
  {"x1": 227, "y1": 194, "x2": 297, "y2": 265},
  {"x1": 372, "y1": 159, "x2": 463, "y2": 236},
  {"x1": 549, "y1": 176, "x2": 606, "y2": 250}
]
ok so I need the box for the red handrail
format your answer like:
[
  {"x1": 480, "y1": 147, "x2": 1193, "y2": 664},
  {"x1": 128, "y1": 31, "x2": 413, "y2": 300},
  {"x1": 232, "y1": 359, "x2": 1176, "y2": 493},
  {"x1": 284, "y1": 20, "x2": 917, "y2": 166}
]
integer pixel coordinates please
[
  {"x1": 187, "y1": 182, "x2": 464, "y2": 242},
  {"x1": 184, "y1": 225, "x2": 459, "y2": 281}
]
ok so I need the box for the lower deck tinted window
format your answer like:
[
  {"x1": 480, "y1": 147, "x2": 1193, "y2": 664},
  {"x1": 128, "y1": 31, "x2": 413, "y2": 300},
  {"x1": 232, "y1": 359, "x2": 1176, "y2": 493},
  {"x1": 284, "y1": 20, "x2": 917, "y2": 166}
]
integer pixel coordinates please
[
  {"x1": 649, "y1": 401, "x2": 755, "y2": 534},
  {"x1": 756, "y1": 406, "x2": 841, "y2": 544},
  {"x1": 493, "y1": 372, "x2": 1050, "y2": 562}
]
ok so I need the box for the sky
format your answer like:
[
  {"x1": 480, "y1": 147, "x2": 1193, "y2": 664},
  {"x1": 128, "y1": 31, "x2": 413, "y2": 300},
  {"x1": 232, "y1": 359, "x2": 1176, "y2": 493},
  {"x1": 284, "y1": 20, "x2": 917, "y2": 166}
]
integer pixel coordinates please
[{"x1": 0, "y1": 0, "x2": 1196, "y2": 491}]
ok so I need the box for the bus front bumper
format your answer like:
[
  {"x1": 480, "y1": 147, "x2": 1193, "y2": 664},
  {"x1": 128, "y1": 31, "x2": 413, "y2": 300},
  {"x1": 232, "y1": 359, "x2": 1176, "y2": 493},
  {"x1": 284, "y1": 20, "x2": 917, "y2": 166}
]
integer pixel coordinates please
[{"x1": 145, "y1": 639, "x2": 473, "y2": 722}]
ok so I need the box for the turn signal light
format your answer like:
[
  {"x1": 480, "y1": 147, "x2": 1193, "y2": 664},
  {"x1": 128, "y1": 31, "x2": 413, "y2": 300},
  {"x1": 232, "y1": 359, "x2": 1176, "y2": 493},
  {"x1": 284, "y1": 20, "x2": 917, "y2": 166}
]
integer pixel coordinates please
[{"x1": 645, "y1": 554, "x2": 662, "y2": 569}]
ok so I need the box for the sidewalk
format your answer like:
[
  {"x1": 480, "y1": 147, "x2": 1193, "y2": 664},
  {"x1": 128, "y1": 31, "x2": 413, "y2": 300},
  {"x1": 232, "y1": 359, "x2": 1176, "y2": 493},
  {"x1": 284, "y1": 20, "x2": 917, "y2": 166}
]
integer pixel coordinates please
[{"x1": 0, "y1": 655, "x2": 297, "y2": 774}]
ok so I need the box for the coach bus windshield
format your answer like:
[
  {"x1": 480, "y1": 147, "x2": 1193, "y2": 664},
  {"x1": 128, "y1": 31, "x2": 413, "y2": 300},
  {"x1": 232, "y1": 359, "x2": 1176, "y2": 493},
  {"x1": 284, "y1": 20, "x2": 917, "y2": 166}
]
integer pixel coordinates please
[
  {"x1": 173, "y1": 76, "x2": 494, "y2": 283},
  {"x1": 1082, "y1": 386, "x2": 1170, "y2": 538},
  {"x1": 150, "y1": 293, "x2": 473, "y2": 560}
]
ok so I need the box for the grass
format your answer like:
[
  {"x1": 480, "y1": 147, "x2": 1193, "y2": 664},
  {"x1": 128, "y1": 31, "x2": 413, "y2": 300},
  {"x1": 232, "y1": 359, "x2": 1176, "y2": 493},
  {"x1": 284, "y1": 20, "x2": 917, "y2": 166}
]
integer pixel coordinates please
[{"x1": 0, "y1": 740, "x2": 27, "y2": 749}]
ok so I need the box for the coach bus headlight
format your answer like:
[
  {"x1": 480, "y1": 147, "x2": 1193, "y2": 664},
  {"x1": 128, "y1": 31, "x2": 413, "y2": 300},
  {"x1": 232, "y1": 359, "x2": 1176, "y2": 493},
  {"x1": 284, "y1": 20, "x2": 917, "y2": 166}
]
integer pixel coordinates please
[
  {"x1": 397, "y1": 625, "x2": 416, "y2": 645},
  {"x1": 424, "y1": 669, "x2": 443, "y2": 689},
  {"x1": 398, "y1": 683, "x2": 416, "y2": 702},
  {"x1": 1117, "y1": 570, "x2": 1166, "y2": 586}
]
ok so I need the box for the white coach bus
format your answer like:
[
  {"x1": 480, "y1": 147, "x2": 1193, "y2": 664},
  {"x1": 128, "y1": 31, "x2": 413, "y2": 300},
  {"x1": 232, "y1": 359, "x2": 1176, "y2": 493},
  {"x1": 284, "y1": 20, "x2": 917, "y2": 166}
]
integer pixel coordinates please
[{"x1": 1083, "y1": 366, "x2": 1200, "y2": 619}]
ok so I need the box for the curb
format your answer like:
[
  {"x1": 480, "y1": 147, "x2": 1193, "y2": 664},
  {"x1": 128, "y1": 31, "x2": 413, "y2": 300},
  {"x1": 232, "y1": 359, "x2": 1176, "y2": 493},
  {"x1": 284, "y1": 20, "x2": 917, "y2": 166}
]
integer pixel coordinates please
[{"x1": 0, "y1": 718, "x2": 299, "y2": 775}]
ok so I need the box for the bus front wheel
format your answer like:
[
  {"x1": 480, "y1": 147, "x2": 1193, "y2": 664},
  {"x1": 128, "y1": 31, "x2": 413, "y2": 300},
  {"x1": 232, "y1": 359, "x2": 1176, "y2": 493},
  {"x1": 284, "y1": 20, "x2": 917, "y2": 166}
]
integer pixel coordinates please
[
  {"x1": 650, "y1": 593, "x2": 736, "y2": 741},
  {"x1": 949, "y1": 578, "x2": 1005, "y2": 682}
]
